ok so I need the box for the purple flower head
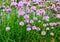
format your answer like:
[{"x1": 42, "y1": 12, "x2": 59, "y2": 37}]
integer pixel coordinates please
[
  {"x1": 56, "y1": 0, "x2": 59, "y2": 3},
  {"x1": 19, "y1": 21, "x2": 24, "y2": 26},
  {"x1": 24, "y1": 15, "x2": 29, "y2": 19},
  {"x1": 43, "y1": 16, "x2": 49, "y2": 21},
  {"x1": 37, "y1": 10, "x2": 40, "y2": 16},
  {"x1": 27, "y1": 2, "x2": 31, "y2": 7},
  {"x1": 53, "y1": 14, "x2": 56, "y2": 16},
  {"x1": 31, "y1": 6, "x2": 36, "y2": 12},
  {"x1": 6, "y1": 7, "x2": 12, "y2": 13},
  {"x1": 30, "y1": 20, "x2": 34, "y2": 24},
  {"x1": 50, "y1": 22, "x2": 57, "y2": 27},
  {"x1": 23, "y1": 1, "x2": 27, "y2": 4},
  {"x1": 32, "y1": 25, "x2": 37, "y2": 30},
  {"x1": 41, "y1": 31, "x2": 46, "y2": 35},
  {"x1": 6, "y1": 27, "x2": 10, "y2": 31},
  {"x1": 35, "y1": 0, "x2": 41, "y2": 4},
  {"x1": 43, "y1": 24, "x2": 48, "y2": 27},
  {"x1": 1, "y1": 4, "x2": 5, "y2": 9},
  {"x1": 11, "y1": 2, "x2": 17, "y2": 6},
  {"x1": 53, "y1": 7, "x2": 57, "y2": 11},
  {"x1": 24, "y1": 19, "x2": 29, "y2": 23},
  {"x1": 18, "y1": 9, "x2": 25, "y2": 16},
  {"x1": 27, "y1": 27, "x2": 31, "y2": 31},
  {"x1": 39, "y1": 9, "x2": 45, "y2": 14},
  {"x1": 56, "y1": 14, "x2": 60, "y2": 19},
  {"x1": 18, "y1": 1, "x2": 24, "y2": 8},
  {"x1": 51, "y1": 3, "x2": 55, "y2": 9}
]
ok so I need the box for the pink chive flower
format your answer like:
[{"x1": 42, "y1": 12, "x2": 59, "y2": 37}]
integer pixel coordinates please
[
  {"x1": 1, "y1": 4, "x2": 5, "y2": 9},
  {"x1": 35, "y1": 0, "x2": 40, "y2": 4},
  {"x1": 6, "y1": 27, "x2": 10, "y2": 31},
  {"x1": 37, "y1": 9, "x2": 45, "y2": 15},
  {"x1": 36, "y1": 10, "x2": 41, "y2": 16},
  {"x1": 43, "y1": 24, "x2": 48, "y2": 27},
  {"x1": 24, "y1": 19, "x2": 29, "y2": 23},
  {"x1": 24, "y1": 15, "x2": 29, "y2": 19},
  {"x1": 19, "y1": 21, "x2": 24, "y2": 26},
  {"x1": 31, "y1": 6, "x2": 36, "y2": 11},
  {"x1": 40, "y1": 9, "x2": 45, "y2": 14},
  {"x1": 27, "y1": 2, "x2": 31, "y2": 7},
  {"x1": 46, "y1": 27, "x2": 50, "y2": 30},
  {"x1": 53, "y1": 7, "x2": 57, "y2": 11},
  {"x1": 50, "y1": 23, "x2": 57, "y2": 27},
  {"x1": 23, "y1": 1, "x2": 27, "y2": 4},
  {"x1": 53, "y1": 14, "x2": 56, "y2": 16},
  {"x1": 43, "y1": 16, "x2": 49, "y2": 21},
  {"x1": 30, "y1": 20, "x2": 34, "y2": 24},
  {"x1": 51, "y1": 3, "x2": 55, "y2": 9},
  {"x1": 50, "y1": 32, "x2": 54, "y2": 36},
  {"x1": 11, "y1": 2, "x2": 17, "y2": 6},
  {"x1": 41, "y1": 31, "x2": 46, "y2": 35},
  {"x1": 27, "y1": 27, "x2": 31, "y2": 31},
  {"x1": 32, "y1": 25, "x2": 37, "y2": 30},
  {"x1": 18, "y1": 9, "x2": 25, "y2": 16},
  {"x1": 18, "y1": 1, "x2": 24, "y2": 8},
  {"x1": 6, "y1": 8, "x2": 12, "y2": 13},
  {"x1": 56, "y1": 0, "x2": 59, "y2": 3},
  {"x1": 56, "y1": 2, "x2": 60, "y2": 5},
  {"x1": 56, "y1": 14, "x2": 60, "y2": 19}
]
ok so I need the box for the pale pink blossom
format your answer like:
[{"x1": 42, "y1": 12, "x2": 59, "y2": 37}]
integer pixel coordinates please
[
  {"x1": 56, "y1": 14, "x2": 60, "y2": 19},
  {"x1": 18, "y1": 9, "x2": 25, "y2": 16},
  {"x1": 50, "y1": 23, "x2": 57, "y2": 26},
  {"x1": 30, "y1": 20, "x2": 34, "y2": 24},
  {"x1": 19, "y1": 21, "x2": 24, "y2": 26},
  {"x1": 11, "y1": 2, "x2": 17, "y2": 6},
  {"x1": 24, "y1": 15, "x2": 29, "y2": 19},
  {"x1": 41, "y1": 31, "x2": 46, "y2": 35},
  {"x1": 6, "y1": 8, "x2": 12, "y2": 13},
  {"x1": 6, "y1": 27, "x2": 10, "y2": 31},
  {"x1": 43, "y1": 16, "x2": 49, "y2": 21},
  {"x1": 24, "y1": 19, "x2": 29, "y2": 23},
  {"x1": 32, "y1": 25, "x2": 37, "y2": 30},
  {"x1": 27, "y1": 27, "x2": 31, "y2": 31},
  {"x1": 43, "y1": 24, "x2": 48, "y2": 27}
]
